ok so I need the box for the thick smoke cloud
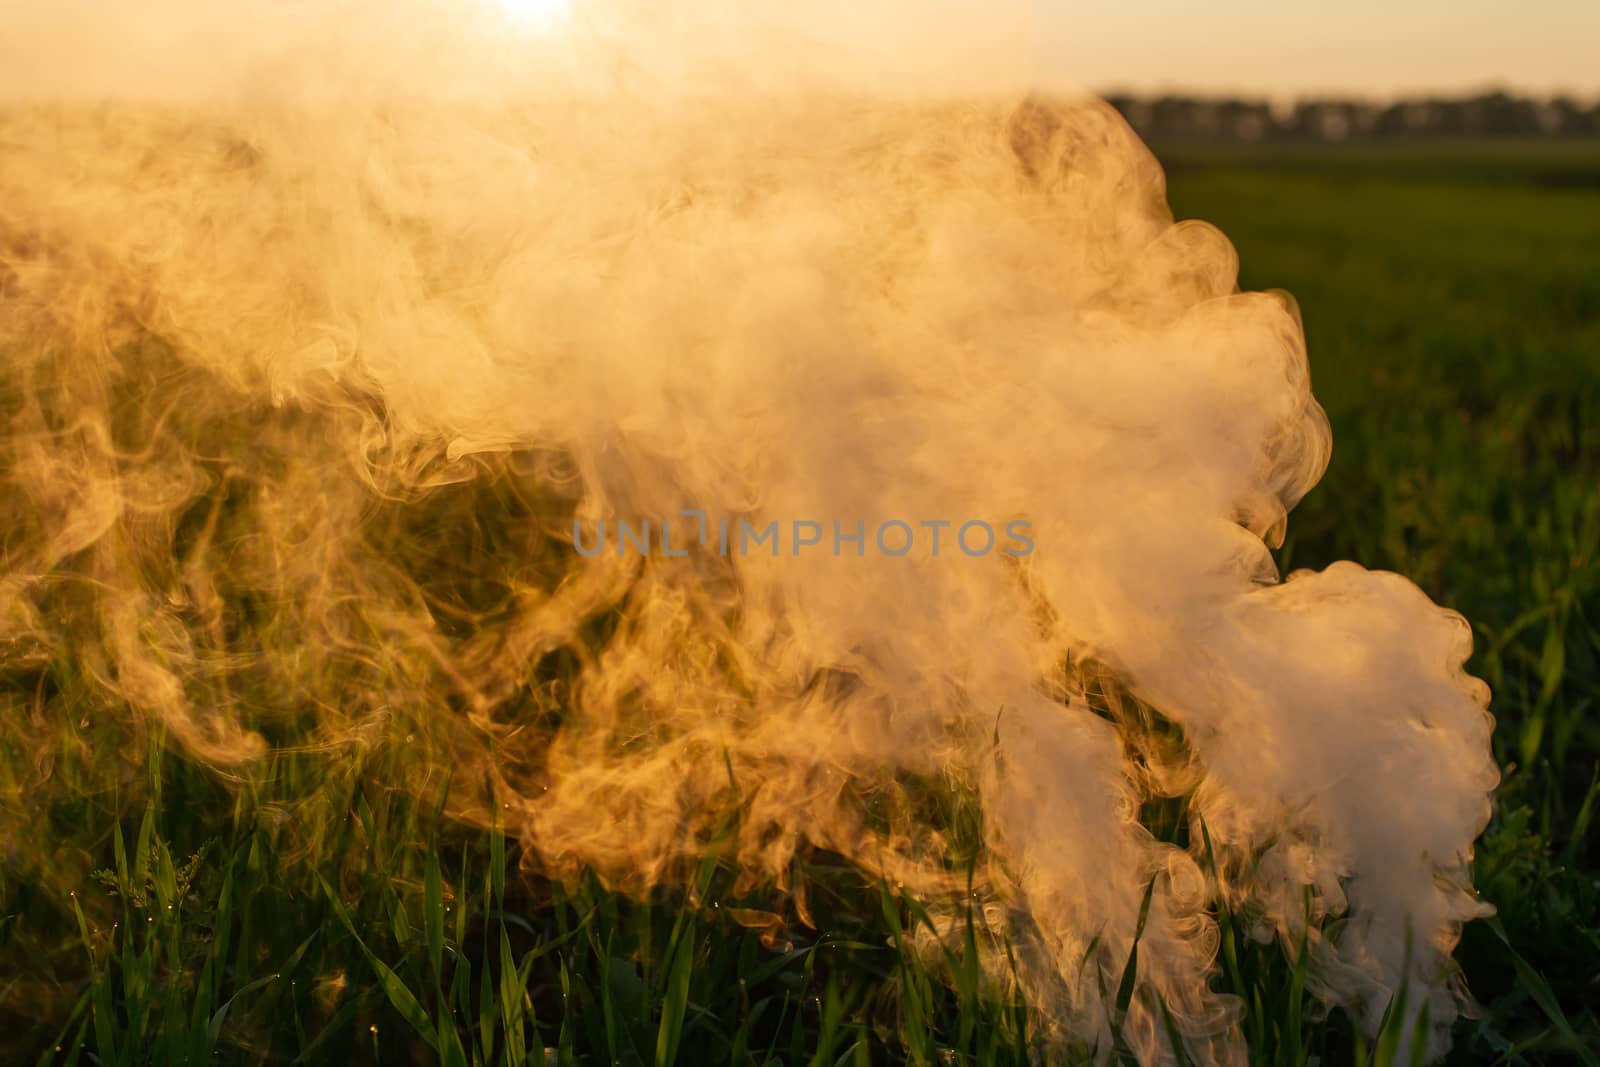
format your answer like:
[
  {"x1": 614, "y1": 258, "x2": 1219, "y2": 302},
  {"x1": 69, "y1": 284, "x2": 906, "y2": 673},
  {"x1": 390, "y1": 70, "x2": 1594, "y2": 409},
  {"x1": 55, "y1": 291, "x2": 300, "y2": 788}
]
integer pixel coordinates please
[{"x1": 0, "y1": 1, "x2": 1498, "y2": 1061}]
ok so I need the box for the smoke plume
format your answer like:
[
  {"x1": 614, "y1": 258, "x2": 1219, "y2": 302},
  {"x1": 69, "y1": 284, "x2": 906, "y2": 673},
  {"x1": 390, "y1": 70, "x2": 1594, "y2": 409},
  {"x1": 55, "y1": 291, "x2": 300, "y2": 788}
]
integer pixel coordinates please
[{"x1": 0, "y1": 0, "x2": 1498, "y2": 1061}]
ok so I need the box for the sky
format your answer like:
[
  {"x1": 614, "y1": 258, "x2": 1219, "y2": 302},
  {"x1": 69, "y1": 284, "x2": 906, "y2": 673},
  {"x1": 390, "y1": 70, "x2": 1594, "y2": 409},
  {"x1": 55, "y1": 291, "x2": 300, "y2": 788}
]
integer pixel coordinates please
[
  {"x1": 0, "y1": 0, "x2": 1595, "y2": 104},
  {"x1": 1035, "y1": 0, "x2": 1600, "y2": 100}
]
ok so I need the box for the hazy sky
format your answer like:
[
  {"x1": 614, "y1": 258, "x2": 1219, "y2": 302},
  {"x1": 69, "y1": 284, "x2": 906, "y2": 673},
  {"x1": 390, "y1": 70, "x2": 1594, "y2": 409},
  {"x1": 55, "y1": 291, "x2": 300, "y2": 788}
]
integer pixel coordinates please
[
  {"x1": 1036, "y1": 0, "x2": 1600, "y2": 99},
  {"x1": 0, "y1": 0, "x2": 1594, "y2": 103}
]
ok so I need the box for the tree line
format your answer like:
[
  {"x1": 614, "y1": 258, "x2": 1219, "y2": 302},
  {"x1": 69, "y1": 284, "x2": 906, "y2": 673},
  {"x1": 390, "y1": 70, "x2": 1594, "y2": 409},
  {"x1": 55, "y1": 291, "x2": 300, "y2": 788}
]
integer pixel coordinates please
[{"x1": 1103, "y1": 90, "x2": 1600, "y2": 141}]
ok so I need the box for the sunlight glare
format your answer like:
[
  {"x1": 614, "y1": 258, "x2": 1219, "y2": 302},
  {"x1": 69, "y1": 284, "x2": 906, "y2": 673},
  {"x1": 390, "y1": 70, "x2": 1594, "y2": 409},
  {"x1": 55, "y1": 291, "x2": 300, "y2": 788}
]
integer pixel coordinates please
[{"x1": 496, "y1": 0, "x2": 570, "y2": 29}]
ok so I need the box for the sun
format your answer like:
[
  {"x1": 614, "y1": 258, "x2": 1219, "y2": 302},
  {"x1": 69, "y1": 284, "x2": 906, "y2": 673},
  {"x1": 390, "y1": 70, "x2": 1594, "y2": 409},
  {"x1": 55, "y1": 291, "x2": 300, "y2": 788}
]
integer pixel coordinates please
[{"x1": 495, "y1": 0, "x2": 570, "y2": 27}]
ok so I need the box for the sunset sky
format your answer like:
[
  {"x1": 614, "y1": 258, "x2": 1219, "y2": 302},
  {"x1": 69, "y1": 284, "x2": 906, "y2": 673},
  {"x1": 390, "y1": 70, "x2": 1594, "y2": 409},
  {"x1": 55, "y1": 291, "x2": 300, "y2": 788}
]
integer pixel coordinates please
[
  {"x1": 1038, "y1": 0, "x2": 1600, "y2": 99},
  {"x1": 0, "y1": 0, "x2": 1595, "y2": 103}
]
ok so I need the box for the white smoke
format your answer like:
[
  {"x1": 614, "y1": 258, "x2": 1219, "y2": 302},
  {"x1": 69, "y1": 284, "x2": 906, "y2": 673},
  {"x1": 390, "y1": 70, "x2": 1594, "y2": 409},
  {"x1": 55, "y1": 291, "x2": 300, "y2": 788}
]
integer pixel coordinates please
[{"x1": 0, "y1": 1, "x2": 1498, "y2": 1061}]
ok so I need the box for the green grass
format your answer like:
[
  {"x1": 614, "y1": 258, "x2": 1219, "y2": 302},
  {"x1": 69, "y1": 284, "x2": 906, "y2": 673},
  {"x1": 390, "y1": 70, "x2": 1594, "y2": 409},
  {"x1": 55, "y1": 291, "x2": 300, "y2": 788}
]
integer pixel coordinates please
[
  {"x1": 1164, "y1": 139, "x2": 1600, "y2": 1063},
  {"x1": 3, "y1": 139, "x2": 1598, "y2": 1065}
]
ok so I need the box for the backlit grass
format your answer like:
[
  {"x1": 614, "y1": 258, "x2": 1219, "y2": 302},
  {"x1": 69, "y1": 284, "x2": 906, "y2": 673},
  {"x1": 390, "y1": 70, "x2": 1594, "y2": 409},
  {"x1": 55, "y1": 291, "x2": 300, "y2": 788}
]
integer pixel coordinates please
[{"x1": 2, "y1": 139, "x2": 1597, "y2": 1065}]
